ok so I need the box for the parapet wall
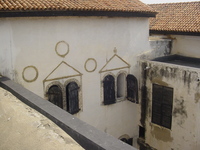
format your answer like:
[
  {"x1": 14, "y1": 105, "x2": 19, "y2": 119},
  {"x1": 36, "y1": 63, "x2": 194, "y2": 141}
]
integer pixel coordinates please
[
  {"x1": 0, "y1": 87, "x2": 84, "y2": 150},
  {"x1": 0, "y1": 77, "x2": 137, "y2": 150}
]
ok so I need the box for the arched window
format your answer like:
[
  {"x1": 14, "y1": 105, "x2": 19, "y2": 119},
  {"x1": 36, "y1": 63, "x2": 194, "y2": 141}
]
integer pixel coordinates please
[
  {"x1": 48, "y1": 85, "x2": 63, "y2": 109},
  {"x1": 117, "y1": 73, "x2": 126, "y2": 98},
  {"x1": 103, "y1": 75, "x2": 115, "y2": 105},
  {"x1": 127, "y1": 74, "x2": 138, "y2": 103},
  {"x1": 66, "y1": 82, "x2": 80, "y2": 114}
]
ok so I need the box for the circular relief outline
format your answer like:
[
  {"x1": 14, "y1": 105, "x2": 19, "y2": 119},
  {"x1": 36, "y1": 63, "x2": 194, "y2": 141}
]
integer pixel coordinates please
[
  {"x1": 22, "y1": 66, "x2": 39, "y2": 82},
  {"x1": 55, "y1": 41, "x2": 69, "y2": 58},
  {"x1": 84, "y1": 58, "x2": 97, "y2": 72}
]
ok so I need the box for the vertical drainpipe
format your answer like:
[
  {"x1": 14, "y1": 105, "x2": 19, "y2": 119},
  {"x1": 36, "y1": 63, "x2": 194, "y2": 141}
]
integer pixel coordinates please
[
  {"x1": 140, "y1": 62, "x2": 147, "y2": 127},
  {"x1": 138, "y1": 61, "x2": 148, "y2": 149}
]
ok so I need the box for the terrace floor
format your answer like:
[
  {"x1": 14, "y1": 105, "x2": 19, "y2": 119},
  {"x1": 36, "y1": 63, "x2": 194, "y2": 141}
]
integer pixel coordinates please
[{"x1": 153, "y1": 55, "x2": 200, "y2": 68}]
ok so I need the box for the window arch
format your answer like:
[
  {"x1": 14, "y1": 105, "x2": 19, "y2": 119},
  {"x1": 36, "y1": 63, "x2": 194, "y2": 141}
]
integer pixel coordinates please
[
  {"x1": 117, "y1": 73, "x2": 126, "y2": 98},
  {"x1": 103, "y1": 75, "x2": 115, "y2": 105},
  {"x1": 66, "y1": 81, "x2": 80, "y2": 114},
  {"x1": 47, "y1": 85, "x2": 63, "y2": 109},
  {"x1": 127, "y1": 74, "x2": 138, "y2": 103}
]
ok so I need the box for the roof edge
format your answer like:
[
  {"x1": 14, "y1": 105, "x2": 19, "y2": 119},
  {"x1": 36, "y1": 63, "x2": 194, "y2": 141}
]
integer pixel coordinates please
[
  {"x1": 150, "y1": 30, "x2": 200, "y2": 36},
  {"x1": 0, "y1": 10, "x2": 157, "y2": 18},
  {"x1": 149, "y1": 1, "x2": 200, "y2": 5}
]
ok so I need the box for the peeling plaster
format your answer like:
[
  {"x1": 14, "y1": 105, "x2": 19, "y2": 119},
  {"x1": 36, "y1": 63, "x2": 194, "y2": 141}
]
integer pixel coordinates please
[
  {"x1": 150, "y1": 124, "x2": 173, "y2": 142},
  {"x1": 152, "y1": 78, "x2": 168, "y2": 87},
  {"x1": 195, "y1": 93, "x2": 200, "y2": 103}
]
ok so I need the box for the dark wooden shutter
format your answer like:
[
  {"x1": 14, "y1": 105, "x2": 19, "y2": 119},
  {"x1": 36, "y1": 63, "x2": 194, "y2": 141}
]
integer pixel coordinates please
[
  {"x1": 127, "y1": 74, "x2": 138, "y2": 103},
  {"x1": 163, "y1": 87, "x2": 173, "y2": 105},
  {"x1": 66, "y1": 82, "x2": 80, "y2": 114},
  {"x1": 152, "y1": 84, "x2": 173, "y2": 129},
  {"x1": 162, "y1": 87, "x2": 173, "y2": 129},
  {"x1": 152, "y1": 84, "x2": 162, "y2": 125},
  {"x1": 103, "y1": 75, "x2": 115, "y2": 105},
  {"x1": 162, "y1": 113, "x2": 172, "y2": 129},
  {"x1": 48, "y1": 85, "x2": 63, "y2": 109},
  {"x1": 152, "y1": 112, "x2": 162, "y2": 125}
]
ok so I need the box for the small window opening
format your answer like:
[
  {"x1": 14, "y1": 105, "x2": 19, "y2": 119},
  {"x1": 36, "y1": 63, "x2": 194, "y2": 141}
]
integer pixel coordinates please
[
  {"x1": 47, "y1": 85, "x2": 63, "y2": 109},
  {"x1": 127, "y1": 74, "x2": 138, "y2": 103},
  {"x1": 121, "y1": 138, "x2": 128, "y2": 143},
  {"x1": 103, "y1": 75, "x2": 115, "y2": 105},
  {"x1": 117, "y1": 73, "x2": 126, "y2": 98},
  {"x1": 120, "y1": 138, "x2": 133, "y2": 146},
  {"x1": 66, "y1": 82, "x2": 80, "y2": 114}
]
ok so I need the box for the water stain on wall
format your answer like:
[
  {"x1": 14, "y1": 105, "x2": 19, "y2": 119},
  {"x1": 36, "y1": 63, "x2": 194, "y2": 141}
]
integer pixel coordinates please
[
  {"x1": 173, "y1": 98, "x2": 188, "y2": 126},
  {"x1": 195, "y1": 93, "x2": 200, "y2": 103},
  {"x1": 140, "y1": 62, "x2": 148, "y2": 126},
  {"x1": 183, "y1": 71, "x2": 192, "y2": 89},
  {"x1": 150, "y1": 124, "x2": 173, "y2": 142}
]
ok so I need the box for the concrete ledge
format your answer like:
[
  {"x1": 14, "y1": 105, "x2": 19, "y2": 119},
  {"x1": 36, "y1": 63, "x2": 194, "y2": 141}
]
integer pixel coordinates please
[{"x1": 0, "y1": 77, "x2": 137, "y2": 150}]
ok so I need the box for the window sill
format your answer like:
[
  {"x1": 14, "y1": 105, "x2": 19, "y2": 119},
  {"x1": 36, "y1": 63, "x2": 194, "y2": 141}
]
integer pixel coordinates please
[
  {"x1": 69, "y1": 108, "x2": 80, "y2": 115},
  {"x1": 150, "y1": 122, "x2": 172, "y2": 131},
  {"x1": 116, "y1": 97, "x2": 126, "y2": 102}
]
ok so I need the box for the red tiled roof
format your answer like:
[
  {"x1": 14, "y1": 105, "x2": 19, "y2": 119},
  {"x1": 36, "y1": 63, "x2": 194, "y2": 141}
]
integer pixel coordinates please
[
  {"x1": 149, "y1": 2, "x2": 200, "y2": 34},
  {"x1": 0, "y1": 0, "x2": 156, "y2": 14}
]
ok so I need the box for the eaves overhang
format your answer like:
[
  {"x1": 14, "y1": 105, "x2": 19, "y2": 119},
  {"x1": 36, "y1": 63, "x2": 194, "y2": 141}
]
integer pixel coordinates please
[
  {"x1": 150, "y1": 30, "x2": 200, "y2": 36},
  {"x1": 0, "y1": 10, "x2": 157, "y2": 18}
]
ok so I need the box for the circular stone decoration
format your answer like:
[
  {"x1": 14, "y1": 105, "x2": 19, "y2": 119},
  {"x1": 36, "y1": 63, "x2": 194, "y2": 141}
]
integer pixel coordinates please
[
  {"x1": 22, "y1": 66, "x2": 38, "y2": 82},
  {"x1": 84, "y1": 58, "x2": 97, "y2": 72},
  {"x1": 55, "y1": 41, "x2": 69, "y2": 58}
]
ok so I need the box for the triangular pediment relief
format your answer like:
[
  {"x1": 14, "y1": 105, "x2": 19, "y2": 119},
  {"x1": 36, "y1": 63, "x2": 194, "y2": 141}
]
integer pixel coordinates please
[
  {"x1": 99, "y1": 54, "x2": 130, "y2": 73},
  {"x1": 44, "y1": 61, "x2": 82, "y2": 82}
]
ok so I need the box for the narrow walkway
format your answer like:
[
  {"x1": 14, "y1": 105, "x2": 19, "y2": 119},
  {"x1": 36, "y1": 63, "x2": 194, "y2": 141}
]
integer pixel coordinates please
[{"x1": 0, "y1": 87, "x2": 84, "y2": 150}]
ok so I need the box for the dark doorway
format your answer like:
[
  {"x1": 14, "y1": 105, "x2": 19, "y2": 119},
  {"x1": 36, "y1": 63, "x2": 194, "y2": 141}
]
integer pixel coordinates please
[
  {"x1": 48, "y1": 85, "x2": 63, "y2": 109},
  {"x1": 66, "y1": 82, "x2": 80, "y2": 114}
]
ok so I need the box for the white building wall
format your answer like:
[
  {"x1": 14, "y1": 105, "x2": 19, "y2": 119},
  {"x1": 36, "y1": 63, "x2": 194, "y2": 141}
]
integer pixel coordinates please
[
  {"x1": 0, "y1": 16, "x2": 150, "y2": 147},
  {"x1": 0, "y1": 19, "x2": 13, "y2": 78},
  {"x1": 171, "y1": 35, "x2": 200, "y2": 58}
]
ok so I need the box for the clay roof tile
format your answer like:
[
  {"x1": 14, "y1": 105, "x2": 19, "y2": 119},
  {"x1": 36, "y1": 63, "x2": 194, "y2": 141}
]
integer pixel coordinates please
[
  {"x1": 149, "y1": 2, "x2": 200, "y2": 34},
  {"x1": 0, "y1": 0, "x2": 156, "y2": 14}
]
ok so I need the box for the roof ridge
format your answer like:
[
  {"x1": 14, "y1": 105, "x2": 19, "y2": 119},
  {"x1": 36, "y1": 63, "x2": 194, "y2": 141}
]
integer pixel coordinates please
[
  {"x1": 0, "y1": 0, "x2": 157, "y2": 17},
  {"x1": 149, "y1": 1, "x2": 200, "y2": 5},
  {"x1": 0, "y1": 0, "x2": 156, "y2": 13}
]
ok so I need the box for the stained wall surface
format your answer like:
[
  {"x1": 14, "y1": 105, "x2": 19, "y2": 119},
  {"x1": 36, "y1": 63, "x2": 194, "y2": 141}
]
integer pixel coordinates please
[{"x1": 140, "y1": 60, "x2": 200, "y2": 150}]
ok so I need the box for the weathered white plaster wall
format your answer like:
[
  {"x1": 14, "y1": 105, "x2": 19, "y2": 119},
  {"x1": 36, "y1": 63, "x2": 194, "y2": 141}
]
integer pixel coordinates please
[
  {"x1": 147, "y1": 34, "x2": 200, "y2": 60},
  {"x1": 140, "y1": 60, "x2": 200, "y2": 150},
  {"x1": 0, "y1": 20, "x2": 13, "y2": 78},
  {"x1": 170, "y1": 35, "x2": 200, "y2": 58},
  {"x1": 140, "y1": 38, "x2": 172, "y2": 60},
  {"x1": 0, "y1": 16, "x2": 150, "y2": 146}
]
